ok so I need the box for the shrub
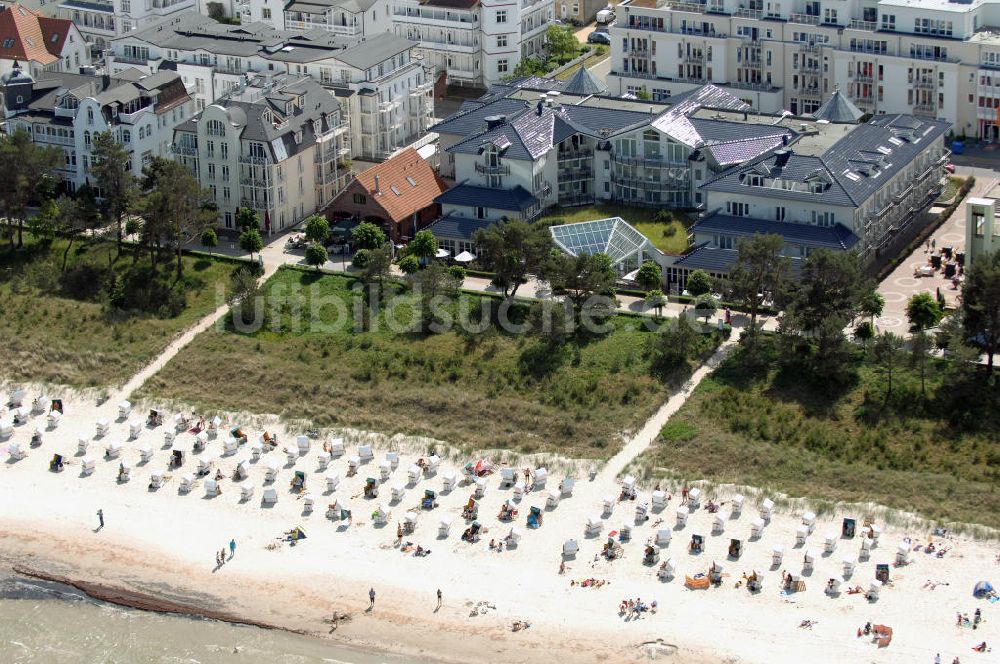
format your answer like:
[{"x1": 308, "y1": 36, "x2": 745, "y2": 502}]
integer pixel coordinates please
[
  {"x1": 352, "y1": 248, "x2": 372, "y2": 269},
  {"x1": 398, "y1": 254, "x2": 419, "y2": 274},
  {"x1": 448, "y1": 265, "x2": 467, "y2": 281}
]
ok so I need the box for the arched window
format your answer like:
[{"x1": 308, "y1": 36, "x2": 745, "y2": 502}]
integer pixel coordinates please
[
  {"x1": 206, "y1": 119, "x2": 226, "y2": 137},
  {"x1": 87, "y1": 107, "x2": 94, "y2": 123},
  {"x1": 83, "y1": 131, "x2": 90, "y2": 146},
  {"x1": 138, "y1": 126, "x2": 144, "y2": 140}
]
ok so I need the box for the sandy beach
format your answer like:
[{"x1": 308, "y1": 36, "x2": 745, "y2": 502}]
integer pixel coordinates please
[{"x1": 0, "y1": 388, "x2": 997, "y2": 664}]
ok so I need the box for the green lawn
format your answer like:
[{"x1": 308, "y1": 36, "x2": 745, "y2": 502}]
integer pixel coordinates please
[
  {"x1": 138, "y1": 267, "x2": 722, "y2": 458},
  {"x1": 0, "y1": 237, "x2": 236, "y2": 388},
  {"x1": 935, "y1": 176, "x2": 964, "y2": 204},
  {"x1": 541, "y1": 205, "x2": 691, "y2": 254},
  {"x1": 629, "y1": 337, "x2": 1000, "y2": 529}
]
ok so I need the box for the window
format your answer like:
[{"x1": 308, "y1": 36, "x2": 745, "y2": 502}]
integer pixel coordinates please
[
  {"x1": 121, "y1": 0, "x2": 130, "y2": 10},
  {"x1": 726, "y1": 201, "x2": 749, "y2": 217},
  {"x1": 222, "y1": 165, "x2": 230, "y2": 181},
  {"x1": 206, "y1": 119, "x2": 226, "y2": 137},
  {"x1": 223, "y1": 186, "x2": 231, "y2": 201},
  {"x1": 476, "y1": 206, "x2": 486, "y2": 219},
  {"x1": 122, "y1": 20, "x2": 132, "y2": 32},
  {"x1": 262, "y1": 8, "x2": 271, "y2": 19},
  {"x1": 497, "y1": 34, "x2": 507, "y2": 48},
  {"x1": 2, "y1": 39, "x2": 13, "y2": 48},
  {"x1": 221, "y1": 143, "x2": 228, "y2": 159},
  {"x1": 718, "y1": 235, "x2": 733, "y2": 249},
  {"x1": 353, "y1": 193, "x2": 367, "y2": 205},
  {"x1": 776, "y1": 206, "x2": 785, "y2": 221},
  {"x1": 138, "y1": 126, "x2": 145, "y2": 140},
  {"x1": 87, "y1": 108, "x2": 94, "y2": 124},
  {"x1": 495, "y1": 9, "x2": 507, "y2": 22},
  {"x1": 497, "y1": 59, "x2": 508, "y2": 73},
  {"x1": 83, "y1": 131, "x2": 91, "y2": 146},
  {"x1": 122, "y1": 130, "x2": 130, "y2": 143},
  {"x1": 881, "y1": 14, "x2": 895, "y2": 31},
  {"x1": 207, "y1": 163, "x2": 216, "y2": 180}
]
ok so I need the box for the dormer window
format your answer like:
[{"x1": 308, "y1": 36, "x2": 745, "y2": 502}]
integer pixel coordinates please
[
  {"x1": 746, "y1": 174, "x2": 763, "y2": 186},
  {"x1": 810, "y1": 181, "x2": 824, "y2": 193},
  {"x1": 295, "y1": 130, "x2": 303, "y2": 144}
]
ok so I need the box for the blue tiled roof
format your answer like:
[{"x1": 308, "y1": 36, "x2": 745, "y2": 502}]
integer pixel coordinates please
[
  {"x1": 691, "y1": 214, "x2": 860, "y2": 250},
  {"x1": 428, "y1": 214, "x2": 496, "y2": 241},
  {"x1": 674, "y1": 243, "x2": 803, "y2": 275},
  {"x1": 434, "y1": 183, "x2": 538, "y2": 212},
  {"x1": 429, "y1": 98, "x2": 530, "y2": 136}
]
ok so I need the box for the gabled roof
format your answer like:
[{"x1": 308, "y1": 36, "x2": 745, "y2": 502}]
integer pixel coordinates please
[
  {"x1": 691, "y1": 213, "x2": 860, "y2": 250},
  {"x1": 560, "y1": 66, "x2": 607, "y2": 96},
  {"x1": 435, "y1": 183, "x2": 538, "y2": 212},
  {"x1": 331, "y1": 32, "x2": 415, "y2": 71},
  {"x1": 0, "y1": 4, "x2": 72, "y2": 66},
  {"x1": 650, "y1": 85, "x2": 753, "y2": 148},
  {"x1": 343, "y1": 147, "x2": 448, "y2": 224},
  {"x1": 810, "y1": 89, "x2": 864, "y2": 124},
  {"x1": 447, "y1": 108, "x2": 556, "y2": 161},
  {"x1": 430, "y1": 97, "x2": 529, "y2": 136}
]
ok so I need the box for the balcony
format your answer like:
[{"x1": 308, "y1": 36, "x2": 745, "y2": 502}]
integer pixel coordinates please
[
  {"x1": 475, "y1": 162, "x2": 510, "y2": 175},
  {"x1": 625, "y1": 19, "x2": 669, "y2": 33},
  {"x1": 170, "y1": 143, "x2": 198, "y2": 156},
  {"x1": 238, "y1": 154, "x2": 269, "y2": 165},
  {"x1": 789, "y1": 13, "x2": 820, "y2": 25},
  {"x1": 734, "y1": 8, "x2": 763, "y2": 19},
  {"x1": 315, "y1": 170, "x2": 339, "y2": 186},
  {"x1": 240, "y1": 198, "x2": 268, "y2": 210},
  {"x1": 239, "y1": 176, "x2": 270, "y2": 187},
  {"x1": 559, "y1": 167, "x2": 594, "y2": 180},
  {"x1": 848, "y1": 19, "x2": 877, "y2": 31},
  {"x1": 799, "y1": 42, "x2": 822, "y2": 53},
  {"x1": 849, "y1": 72, "x2": 874, "y2": 83},
  {"x1": 558, "y1": 148, "x2": 592, "y2": 161},
  {"x1": 114, "y1": 53, "x2": 152, "y2": 65},
  {"x1": 913, "y1": 103, "x2": 937, "y2": 116},
  {"x1": 667, "y1": 1, "x2": 706, "y2": 12},
  {"x1": 912, "y1": 78, "x2": 936, "y2": 89},
  {"x1": 629, "y1": 47, "x2": 650, "y2": 58},
  {"x1": 798, "y1": 63, "x2": 821, "y2": 73},
  {"x1": 798, "y1": 87, "x2": 822, "y2": 98},
  {"x1": 685, "y1": 53, "x2": 705, "y2": 63},
  {"x1": 557, "y1": 193, "x2": 596, "y2": 207}
]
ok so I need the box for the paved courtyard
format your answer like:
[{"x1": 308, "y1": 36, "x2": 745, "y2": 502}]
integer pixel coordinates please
[{"x1": 875, "y1": 175, "x2": 995, "y2": 336}]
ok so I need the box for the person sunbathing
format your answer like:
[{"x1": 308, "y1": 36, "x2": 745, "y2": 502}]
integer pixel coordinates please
[{"x1": 972, "y1": 642, "x2": 988, "y2": 653}]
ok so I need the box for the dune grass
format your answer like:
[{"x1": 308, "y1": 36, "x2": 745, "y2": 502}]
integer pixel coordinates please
[
  {"x1": 0, "y1": 238, "x2": 236, "y2": 388},
  {"x1": 633, "y1": 337, "x2": 1000, "y2": 528},
  {"x1": 139, "y1": 267, "x2": 722, "y2": 458}
]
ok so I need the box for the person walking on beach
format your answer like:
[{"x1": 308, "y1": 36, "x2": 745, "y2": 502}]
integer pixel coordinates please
[
  {"x1": 436, "y1": 588, "x2": 442, "y2": 610},
  {"x1": 368, "y1": 588, "x2": 376, "y2": 609},
  {"x1": 96, "y1": 509, "x2": 104, "y2": 529},
  {"x1": 229, "y1": 539, "x2": 236, "y2": 559},
  {"x1": 934, "y1": 654, "x2": 941, "y2": 664},
  {"x1": 220, "y1": 548, "x2": 227, "y2": 566}
]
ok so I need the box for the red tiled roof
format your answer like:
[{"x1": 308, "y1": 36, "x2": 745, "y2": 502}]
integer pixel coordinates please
[
  {"x1": 353, "y1": 147, "x2": 448, "y2": 224},
  {"x1": 0, "y1": 5, "x2": 74, "y2": 67}
]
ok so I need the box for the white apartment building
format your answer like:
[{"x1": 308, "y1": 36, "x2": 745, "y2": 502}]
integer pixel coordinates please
[
  {"x1": 392, "y1": 0, "x2": 554, "y2": 88},
  {"x1": 608, "y1": 0, "x2": 1000, "y2": 140},
  {"x1": 58, "y1": 0, "x2": 196, "y2": 52},
  {"x1": 1, "y1": 64, "x2": 193, "y2": 191},
  {"x1": 172, "y1": 74, "x2": 350, "y2": 232},
  {"x1": 242, "y1": 0, "x2": 391, "y2": 38},
  {"x1": 107, "y1": 12, "x2": 433, "y2": 160}
]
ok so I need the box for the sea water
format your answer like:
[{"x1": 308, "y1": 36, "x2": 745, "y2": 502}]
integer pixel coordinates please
[{"x1": 0, "y1": 574, "x2": 426, "y2": 664}]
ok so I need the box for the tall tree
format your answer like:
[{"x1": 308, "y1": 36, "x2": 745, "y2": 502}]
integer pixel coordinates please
[
  {"x1": 304, "y1": 214, "x2": 330, "y2": 245},
  {"x1": 0, "y1": 130, "x2": 62, "y2": 249},
  {"x1": 786, "y1": 249, "x2": 870, "y2": 333},
  {"x1": 351, "y1": 221, "x2": 386, "y2": 250},
  {"x1": 873, "y1": 331, "x2": 904, "y2": 399},
  {"x1": 91, "y1": 130, "x2": 138, "y2": 255},
  {"x1": 363, "y1": 244, "x2": 393, "y2": 298},
  {"x1": 909, "y1": 329, "x2": 933, "y2": 397},
  {"x1": 56, "y1": 191, "x2": 100, "y2": 272},
  {"x1": 725, "y1": 234, "x2": 790, "y2": 341},
  {"x1": 906, "y1": 292, "x2": 943, "y2": 331},
  {"x1": 140, "y1": 157, "x2": 216, "y2": 280},
  {"x1": 472, "y1": 219, "x2": 551, "y2": 299},
  {"x1": 236, "y1": 207, "x2": 260, "y2": 232},
  {"x1": 859, "y1": 290, "x2": 885, "y2": 327},
  {"x1": 543, "y1": 251, "x2": 616, "y2": 313},
  {"x1": 409, "y1": 230, "x2": 438, "y2": 263},
  {"x1": 962, "y1": 249, "x2": 1000, "y2": 376},
  {"x1": 240, "y1": 227, "x2": 264, "y2": 264}
]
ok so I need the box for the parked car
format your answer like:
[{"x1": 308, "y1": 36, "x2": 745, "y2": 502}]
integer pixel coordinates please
[{"x1": 588, "y1": 31, "x2": 611, "y2": 45}]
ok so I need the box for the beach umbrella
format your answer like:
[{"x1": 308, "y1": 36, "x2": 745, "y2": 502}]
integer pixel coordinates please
[
  {"x1": 454, "y1": 250, "x2": 477, "y2": 263},
  {"x1": 435, "y1": 248, "x2": 450, "y2": 259},
  {"x1": 973, "y1": 581, "x2": 994, "y2": 597}
]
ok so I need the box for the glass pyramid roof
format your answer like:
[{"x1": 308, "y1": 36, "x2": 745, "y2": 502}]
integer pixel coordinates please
[{"x1": 549, "y1": 217, "x2": 654, "y2": 268}]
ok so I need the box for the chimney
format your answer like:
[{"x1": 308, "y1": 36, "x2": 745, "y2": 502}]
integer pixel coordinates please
[
  {"x1": 485, "y1": 114, "x2": 505, "y2": 130},
  {"x1": 774, "y1": 149, "x2": 790, "y2": 168},
  {"x1": 781, "y1": 134, "x2": 788, "y2": 146},
  {"x1": 374, "y1": 175, "x2": 381, "y2": 194},
  {"x1": 102, "y1": 73, "x2": 110, "y2": 90}
]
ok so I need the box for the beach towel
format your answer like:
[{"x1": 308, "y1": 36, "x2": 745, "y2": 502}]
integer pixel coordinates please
[{"x1": 189, "y1": 427, "x2": 201, "y2": 434}]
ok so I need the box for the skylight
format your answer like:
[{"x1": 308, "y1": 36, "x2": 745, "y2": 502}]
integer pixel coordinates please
[
  {"x1": 888, "y1": 137, "x2": 904, "y2": 147},
  {"x1": 876, "y1": 146, "x2": 891, "y2": 155},
  {"x1": 845, "y1": 172, "x2": 860, "y2": 182},
  {"x1": 390, "y1": 185, "x2": 401, "y2": 196},
  {"x1": 406, "y1": 176, "x2": 417, "y2": 187}
]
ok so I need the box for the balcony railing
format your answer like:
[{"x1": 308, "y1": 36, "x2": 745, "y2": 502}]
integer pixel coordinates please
[
  {"x1": 789, "y1": 13, "x2": 820, "y2": 25},
  {"x1": 913, "y1": 103, "x2": 937, "y2": 115},
  {"x1": 170, "y1": 143, "x2": 198, "y2": 156},
  {"x1": 475, "y1": 163, "x2": 510, "y2": 175},
  {"x1": 912, "y1": 78, "x2": 936, "y2": 89},
  {"x1": 668, "y1": 1, "x2": 706, "y2": 12},
  {"x1": 849, "y1": 72, "x2": 874, "y2": 83},
  {"x1": 239, "y1": 154, "x2": 268, "y2": 165},
  {"x1": 798, "y1": 87, "x2": 822, "y2": 97},
  {"x1": 685, "y1": 53, "x2": 705, "y2": 63},
  {"x1": 559, "y1": 167, "x2": 594, "y2": 180},
  {"x1": 629, "y1": 48, "x2": 650, "y2": 58},
  {"x1": 558, "y1": 149, "x2": 592, "y2": 161},
  {"x1": 734, "y1": 8, "x2": 763, "y2": 19},
  {"x1": 799, "y1": 42, "x2": 822, "y2": 53},
  {"x1": 114, "y1": 53, "x2": 151, "y2": 65},
  {"x1": 798, "y1": 63, "x2": 821, "y2": 73},
  {"x1": 848, "y1": 19, "x2": 877, "y2": 31}
]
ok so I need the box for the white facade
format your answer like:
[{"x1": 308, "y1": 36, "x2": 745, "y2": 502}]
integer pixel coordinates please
[
  {"x1": 392, "y1": 0, "x2": 554, "y2": 87},
  {"x1": 607, "y1": 0, "x2": 1000, "y2": 138},
  {"x1": 0, "y1": 8, "x2": 89, "y2": 80},
  {"x1": 58, "y1": 0, "x2": 197, "y2": 51}
]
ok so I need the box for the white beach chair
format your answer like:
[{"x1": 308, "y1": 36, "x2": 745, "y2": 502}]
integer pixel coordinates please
[
  {"x1": 656, "y1": 528, "x2": 672, "y2": 547},
  {"x1": 7, "y1": 442, "x2": 25, "y2": 460},
  {"x1": 96, "y1": 418, "x2": 110, "y2": 437},
  {"x1": 262, "y1": 488, "x2": 278, "y2": 505},
  {"x1": 223, "y1": 437, "x2": 239, "y2": 456},
  {"x1": 403, "y1": 510, "x2": 418, "y2": 532},
  {"x1": 13, "y1": 405, "x2": 30, "y2": 424},
  {"x1": 506, "y1": 526, "x2": 522, "y2": 547},
  {"x1": 710, "y1": 560, "x2": 724, "y2": 583},
  {"x1": 824, "y1": 532, "x2": 837, "y2": 553},
  {"x1": 895, "y1": 542, "x2": 910, "y2": 565},
  {"x1": 0, "y1": 419, "x2": 14, "y2": 439},
  {"x1": 870, "y1": 524, "x2": 881, "y2": 545},
  {"x1": 81, "y1": 456, "x2": 95, "y2": 475},
  {"x1": 675, "y1": 505, "x2": 689, "y2": 528},
  {"x1": 8, "y1": 388, "x2": 25, "y2": 407},
  {"x1": 602, "y1": 495, "x2": 615, "y2": 516},
  {"x1": 180, "y1": 473, "x2": 194, "y2": 492},
  {"x1": 438, "y1": 515, "x2": 453, "y2": 537},
  {"x1": 118, "y1": 401, "x2": 132, "y2": 419},
  {"x1": 374, "y1": 503, "x2": 390, "y2": 525},
  {"x1": 209, "y1": 416, "x2": 222, "y2": 438},
  {"x1": 105, "y1": 441, "x2": 122, "y2": 459},
  {"x1": 426, "y1": 454, "x2": 440, "y2": 475},
  {"x1": 317, "y1": 452, "x2": 331, "y2": 470},
  {"x1": 512, "y1": 480, "x2": 525, "y2": 500},
  {"x1": 533, "y1": 467, "x2": 548, "y2": 489},
  {"x1": 407, "y1": 464, "x2": 421, "y2": 485},
  {"x1": 546, "y1": 488, "x2": 560, "y2": 508},
  {"x1": 77, "y1": 435, "x2": 89, "y2": 455},
  {"x1": 163, "y1": 430, "x2": 175, "y2": 447},
  {"x1": 264, "y1": 459, "x2": 280, "y2": 482},
  {"x1": 658, "y1": 557, "x2": 676, "y2": 580},
  {"x1": 586, "y1": 515, "x2": 603, "y2": 536},
  {"x1": 635, "y1": 501, "x2": 649, "y2": 523},
  {"x1": 31, "y1": 425, "x2": 43, "y2": 446},
  {"x1": 750, "y1": 517, "x2": 765, "y2": 539},
  {"x1": 731, "y1": 493, "x2": 744, "y2": 517},
  {"x1": 619, "y1": 520, "x2": 633, "y2": 542},
  {"x1": 826, "y1": 577, "x2": 842, "y2": 595},
  {"x1": 204, "y1": 479, "x2": 219, "y2": 497},
  {"x1": 803, "y1": 549, "x2": 816, "y2": 573},
  {"x1": 772, "y1": 545, "x2": 784, "y2": 566},
  {"x1": 391, "y1": 482, "x2": 406, "y2": 503},
  {"x1": 688, "y1": 487, "x2": 701, "y2": 508},
  {"x1": 297, "y1": 435, "x2": 311, "y2": 454},
  {"x1": 173, "y1": 413, "x2": 188, "y2": 432},
  {"x1": 250, "y1": 442, "x2": 263, "y2": 460},
  {"x1": 47, "y1": 410, "x2": 61, "y2": 428},
  {"x1": 284, "y1": 447, "x2": 297, "y2": 465},
  {"x1": 32, "y1": 395, "x2": 49, "y2": 414},
  {"x1": 379, "y1": 460, "x2": 391, "y2": 481},
  {"x1": 357, "y1": 445, "x2": 373, "y2": 462},
  {"x1": 795, "y1": 524, "x2": 809, "y2": 546},
  {"x1": 860, "y1": 537, "x2": 873, "y2": 558},
  {"x1": 346, "y1": 455, "x2": 360, "y2": 474},
  {"x1": 441, "y1": 470, "x2": 457, "y2": 492},
  {"x1": 651, "y1": 490, "x2": 667, "y2": 510},
  {"x1": 562, "y1": 539, "x2": 579, "y2": 557},
  {"x1": 842, "y1": 555, "x2": 856, "y2": 576},
  {"x1": 760, "y1": 498, "x2": 775, "y2": 520},
  {"x1": 128, "y1": 419, "x2": 142, "y2": 439},
  {"x1": 328, "y1": 438, "x2": 345, "y2": 457},
  {"x1": 385, "y1": 451, "x2": 399, "y2": 468},
  {"x1": 559, "y1": 477, "x2": 575, "y2": 496},
  {"x1": 195, "y1": 430, "x2": 209, "y2": 450},
  {"x1": 303, "y1": 494, "x2": 315, "y2": 512},
  {"x1": 139, "y1": 444, "x2": 153, "y2": 463},
  {"x1": 712, "y1": 513, "x2": 725, "y2": 534},
  {"x1": 622, "y1": 475, "x2": 635, "y2": 493},
  {"x1": 867, "y1": 579, "x2": 882, "y2": 599},
  {"x1": 500, "y1": 467, "x2": 516, "y2": 487},
  {"x1": 802, "y1": 511, "x2": 816, "y2": 533},
  {"x1": 149, "y1": 470, "x2": 164, "y2": 489},
  {"x1": 325, "y1": 471, "x2": 340, "y2": 492},
  {"x1": 473, "y1": 476, "x2": 487, "y2": 498},
  {"x1": 240, "y1": 482, "x2": 254, "y2": 501},
  {"x1": 116, "y1": 460, "x2": 131, "y2": 482}
]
